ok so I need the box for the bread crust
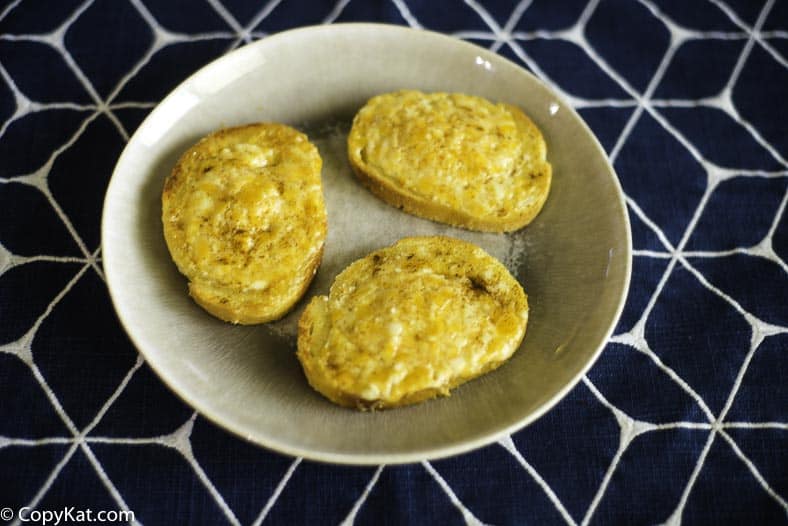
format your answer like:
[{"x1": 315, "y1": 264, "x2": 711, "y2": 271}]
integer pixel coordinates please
[
  {"x1": 296, "y1": 236, "x2": 528, "y2": 410},
  {"x1": 347, "y1": 91, "x2": 552, "y2": 232},
  {"x1": 162, "y1": 123, "x2": 327, "y2": 324}
]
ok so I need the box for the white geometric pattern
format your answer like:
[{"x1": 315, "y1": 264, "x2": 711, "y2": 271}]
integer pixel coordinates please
[{"x1": 0, "y1": 0, "x2": 786, "y2": 524}]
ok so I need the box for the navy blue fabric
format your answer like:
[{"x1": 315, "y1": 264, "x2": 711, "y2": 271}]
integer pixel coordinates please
[{"x1": 0, "y1": 1, "x2": 786, "y2": 525}]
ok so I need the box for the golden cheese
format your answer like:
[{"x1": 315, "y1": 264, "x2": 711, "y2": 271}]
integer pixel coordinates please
[
  {"x1": 347, "y1": 90, "x2": 552, "y2": 232},
  {"x1": 297, "y1": 236, "x2": 528, "y2": 410},
  {"x1": 162, "y1": 123, "x2": 326, "y2": 324}
]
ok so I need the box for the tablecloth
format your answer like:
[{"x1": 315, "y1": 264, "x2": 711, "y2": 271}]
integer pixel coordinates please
[{"x1": 1, "y1": 0, "x2": 786, "y2": 524}]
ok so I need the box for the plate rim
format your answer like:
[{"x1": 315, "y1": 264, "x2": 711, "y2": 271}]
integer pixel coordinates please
[{"x1": 102, "y1": 22, "x2": 633, "y2": 465}]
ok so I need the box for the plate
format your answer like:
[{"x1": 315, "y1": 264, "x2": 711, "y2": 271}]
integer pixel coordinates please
[{"x1": 102, "y1": 23, "x2": 631, "y2": 464}]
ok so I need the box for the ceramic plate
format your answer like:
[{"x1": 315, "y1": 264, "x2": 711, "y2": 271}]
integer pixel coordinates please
[{"x1": 102, "y1": 24, "x2": 631, "y2": 464}]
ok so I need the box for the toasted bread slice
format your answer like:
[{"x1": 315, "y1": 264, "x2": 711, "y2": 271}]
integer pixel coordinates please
[
  {"x1": 347, "y1": 90, "x2": 552, "y2": 232},
  {"x1": 297, "y1": 236, "x2": 528, "y2": 410},
  {"x1": 162, "y1": 123, "x2": 327, "y2": 324}
]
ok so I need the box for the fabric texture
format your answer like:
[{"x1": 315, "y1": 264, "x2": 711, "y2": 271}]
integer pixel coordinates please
[{"x1": 0, "y1": 0, "x2": 786, "y2": 524}]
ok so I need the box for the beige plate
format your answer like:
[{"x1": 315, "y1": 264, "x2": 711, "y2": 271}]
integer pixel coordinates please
[{"x1": 102, "y1": 24, "x2": 631, "y2": 465}]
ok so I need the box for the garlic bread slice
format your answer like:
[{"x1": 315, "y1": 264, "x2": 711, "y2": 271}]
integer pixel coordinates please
[
  {"x1": 297, "y1": 236, "x2": 528, "y2": 410},
  {"x1": 347, "y1": 90, "x2": 552, "y2": 232},
  {"x1": 162, "y1": 123, "x2": 327, "y2": 324}
]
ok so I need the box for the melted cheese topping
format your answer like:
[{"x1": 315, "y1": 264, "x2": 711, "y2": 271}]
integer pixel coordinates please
[
  {"x1": 162, "y1": 124, "x2": 326, "y2": 316},
  {"x1": 348, "y1": 90, "x2": 549, "y2": 222},
  {"x1": 305, "y1": 237, "x2": 528, "y2": 406}
]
